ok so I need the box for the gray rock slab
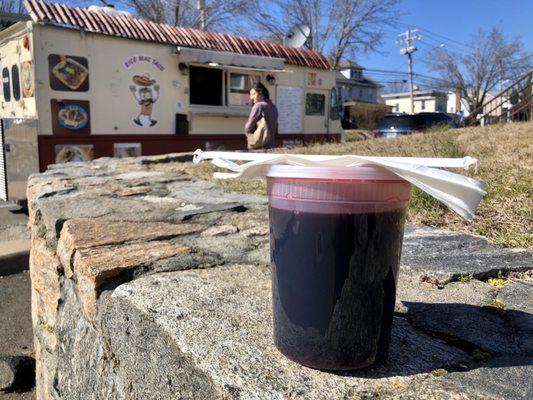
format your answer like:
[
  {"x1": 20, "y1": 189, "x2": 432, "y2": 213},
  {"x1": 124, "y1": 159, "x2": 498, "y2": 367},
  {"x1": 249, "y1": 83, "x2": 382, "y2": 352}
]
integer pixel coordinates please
[
  {"x1": 172, "y1": 202, "x2": 249, "y2": 221},
  {"x1": 54, "y1": 279, "x2": 115, "y2": 400},
  {"x1": 400, "y1": 279, "x2": 524, "y2": 356},
  {"x1": 395, "y1": 270, "x2": 494, "y2": 314},
  {"x1": 99, "y1": 265, "x2": 477, "y2": 399},
  {"x1": 497, "y1": 280, "x2": 533, "y2": 354},
  {"x1": 167, "y1": 180, "x2": 267, "y2": 205},
  {"x1": 401, "y1": 226, "x2": 533, "y2": 280},
  {"x1": 34, "y1": 197, "x2": 179, "y2": 242},
  {"x1": 443, "y1": 356, "x2": 533, "y2": 400},
  {"x1": 498, "y1": 279, "x2": 533, "y2": 313},
  {"x1": 173, "y1": 233, "x2": 270, "y2": 266},
  {"x1": 397, "y1": 272, "x2": 533, "y2": 358}
]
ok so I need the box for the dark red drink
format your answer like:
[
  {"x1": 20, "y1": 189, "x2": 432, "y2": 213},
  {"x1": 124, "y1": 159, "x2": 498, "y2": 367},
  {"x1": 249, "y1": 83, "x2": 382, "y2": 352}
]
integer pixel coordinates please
[
  {"x1": 269, "y1": 207, "x2": 406, "y2": 370},
  {"x1": 266, "y1": 165, "x2": 411, "y2": 370}
]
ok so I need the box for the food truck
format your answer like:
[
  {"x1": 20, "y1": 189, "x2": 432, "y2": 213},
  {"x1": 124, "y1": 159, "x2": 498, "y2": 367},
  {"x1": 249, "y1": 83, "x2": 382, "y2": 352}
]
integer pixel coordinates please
[{"x1": 0, "y1": 0, "x2": 342, "y2": 201}]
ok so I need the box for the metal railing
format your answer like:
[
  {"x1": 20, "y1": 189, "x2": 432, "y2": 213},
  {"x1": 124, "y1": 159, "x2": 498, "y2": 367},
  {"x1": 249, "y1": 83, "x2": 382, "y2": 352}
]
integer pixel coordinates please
[{"x1": 465, "y1": 70, "x2": 532, "y2": 126}]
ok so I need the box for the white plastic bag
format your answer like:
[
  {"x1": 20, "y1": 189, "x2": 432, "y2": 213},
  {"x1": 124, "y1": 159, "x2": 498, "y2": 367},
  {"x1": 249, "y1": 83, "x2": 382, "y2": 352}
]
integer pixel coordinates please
[{"x1": 193, "y1": 150, "x2": 486, "y2": 222}]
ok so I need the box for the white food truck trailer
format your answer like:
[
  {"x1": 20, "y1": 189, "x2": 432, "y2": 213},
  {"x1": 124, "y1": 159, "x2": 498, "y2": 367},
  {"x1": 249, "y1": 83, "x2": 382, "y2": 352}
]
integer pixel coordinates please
[{"x1": 0, "y1": 0, "x2": 342, "y2": 201}]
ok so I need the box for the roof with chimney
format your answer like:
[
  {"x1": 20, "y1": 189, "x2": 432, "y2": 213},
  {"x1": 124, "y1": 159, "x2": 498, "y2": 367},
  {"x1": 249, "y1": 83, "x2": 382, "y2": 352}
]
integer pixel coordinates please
[{"x1": 22, "y1": 0, "x2": 330, "y2": 70}]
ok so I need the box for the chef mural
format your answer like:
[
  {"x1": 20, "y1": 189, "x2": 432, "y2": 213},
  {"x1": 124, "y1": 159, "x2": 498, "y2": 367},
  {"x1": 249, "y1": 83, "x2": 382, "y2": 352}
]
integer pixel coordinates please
[{"x1": 129, "y1": 73, "x2": 160, "y2": 127}]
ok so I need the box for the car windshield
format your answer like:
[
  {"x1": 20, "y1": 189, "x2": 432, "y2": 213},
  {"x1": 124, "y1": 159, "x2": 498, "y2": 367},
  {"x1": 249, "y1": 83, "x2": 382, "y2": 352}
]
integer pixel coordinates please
[{"x1": 376, "y1": 115, "x2": 420, "y2": 128}]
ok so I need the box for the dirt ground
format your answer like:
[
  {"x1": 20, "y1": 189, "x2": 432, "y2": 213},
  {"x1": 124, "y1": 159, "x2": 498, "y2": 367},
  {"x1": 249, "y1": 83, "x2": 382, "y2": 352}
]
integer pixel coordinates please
[{"x1": 0, "y1": 203, "x2": 35, "y2": 399}]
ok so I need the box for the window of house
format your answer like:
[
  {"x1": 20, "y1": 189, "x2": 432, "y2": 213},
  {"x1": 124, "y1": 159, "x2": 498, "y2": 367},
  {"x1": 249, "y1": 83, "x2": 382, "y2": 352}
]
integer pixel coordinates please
[
  {"x1": 330, "y1": 88, "x2": 340, "y2": 120},
  {"x1": 359, "y1": 88, "x2": 363, "y2": 98},
  {"x1": 351, "y1": 69, "x2": 362, "y2": 80},
  {"x1": 306, "y1": 93, "x2": 325, "y2": 116},
  {"x1": 228, "y1": 73, "x2": 260, "y2": 106},
  {"x1": 189, "y1": 66, "x2": 223, "y2": 106},
  {"x1": 11, "y1": 65, "x2": 21, "y2": 101},
  {"x1": 395, "y1": 103, "x2": 399, "y2": 112},
  {"x1": 421, "y1": 100, "x2": 426, "y2": 110},
  {"x1": 2, "y1": 67, "x2": 10, "y2": 102}
]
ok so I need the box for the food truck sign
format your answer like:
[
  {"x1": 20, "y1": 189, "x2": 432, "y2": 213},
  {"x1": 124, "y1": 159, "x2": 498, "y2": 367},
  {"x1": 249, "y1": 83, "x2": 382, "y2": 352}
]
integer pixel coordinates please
[{"x1": 124, "y1": 55, "x2": 165, "y2": 72}]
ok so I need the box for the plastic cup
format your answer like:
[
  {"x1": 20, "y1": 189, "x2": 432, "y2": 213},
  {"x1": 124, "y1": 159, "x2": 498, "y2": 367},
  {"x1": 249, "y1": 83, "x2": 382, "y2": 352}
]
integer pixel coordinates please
[{"x1": 266, "y1": 165, "x2": 411, "y2": 370}]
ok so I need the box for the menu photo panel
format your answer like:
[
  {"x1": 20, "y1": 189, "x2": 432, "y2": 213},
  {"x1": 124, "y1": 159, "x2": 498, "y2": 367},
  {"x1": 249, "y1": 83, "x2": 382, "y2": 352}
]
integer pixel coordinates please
[
  {"x1": 48, "y1": 54, "x2": 89, "y2": 92},
  {"x1": 54, "y1": 144, "x2": 94, "y2": 164},
  {"x1": 51, "y1": 99, "x2": 91, "y2": 135},
  {"x1": 114, "y1": 143, "x2": 142, "y2": 158}
]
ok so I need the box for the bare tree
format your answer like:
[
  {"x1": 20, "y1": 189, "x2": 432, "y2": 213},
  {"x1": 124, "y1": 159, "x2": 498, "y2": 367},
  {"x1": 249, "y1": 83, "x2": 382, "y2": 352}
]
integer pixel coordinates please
[
  {"x1": 239, "y1": 0, "x2": 399, "y2": 69},
  {"x1": 0, "y1": 0, "x2": 25, "y2": 14},
  {"x1": 114, "y1": 0, "x2": 246, "y2": 30},
  {"x1": 428, "y1": 26, "x2": 532, "y2": 116},
  {"x1": 0, "y1": 0, "x2": 27, "y2": 32}
]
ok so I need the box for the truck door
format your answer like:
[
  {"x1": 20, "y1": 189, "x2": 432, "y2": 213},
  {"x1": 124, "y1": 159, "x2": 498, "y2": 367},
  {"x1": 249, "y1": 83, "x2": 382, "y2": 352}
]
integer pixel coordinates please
[{"x1": 2, "y1": 118, "x2": 39, "y2": 201}]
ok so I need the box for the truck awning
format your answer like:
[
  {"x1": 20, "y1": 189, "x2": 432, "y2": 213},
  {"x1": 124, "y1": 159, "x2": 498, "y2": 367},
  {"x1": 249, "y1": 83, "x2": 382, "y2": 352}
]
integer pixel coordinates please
[{"x1": 177, "y1": 46, "x2": 286, "y2": 72}]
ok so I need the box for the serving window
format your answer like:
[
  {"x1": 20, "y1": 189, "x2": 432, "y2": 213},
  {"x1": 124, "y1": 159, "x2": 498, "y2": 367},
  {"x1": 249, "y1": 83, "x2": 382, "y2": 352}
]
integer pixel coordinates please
[
  {"x1": 189, "y1": 66, "x2": 262, "y2": 108},
  {"x1": 189, "y1": 66, "x2": 223, "y2": 106}
]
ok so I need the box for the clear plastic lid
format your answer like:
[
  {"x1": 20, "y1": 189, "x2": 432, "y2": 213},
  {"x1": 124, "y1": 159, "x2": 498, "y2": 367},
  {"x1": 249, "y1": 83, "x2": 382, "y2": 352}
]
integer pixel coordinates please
[
  {"x1": 265, "y1": 164, "x2": 406, "y2": 182},
  {"x1": 266, "y1": 165, "x2": 412, "y2": 214}
]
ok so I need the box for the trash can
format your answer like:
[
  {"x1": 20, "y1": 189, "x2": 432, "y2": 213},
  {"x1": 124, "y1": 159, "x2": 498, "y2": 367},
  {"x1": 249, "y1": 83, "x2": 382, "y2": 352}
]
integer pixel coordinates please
[{"x1": 267, "y1": 165, "x2": 411, "y2": 370}]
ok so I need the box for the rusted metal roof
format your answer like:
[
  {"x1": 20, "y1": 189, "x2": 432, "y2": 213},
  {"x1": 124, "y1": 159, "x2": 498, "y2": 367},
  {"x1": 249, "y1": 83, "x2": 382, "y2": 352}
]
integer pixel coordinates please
[{"x1": 23, "y1": 0, "x2": 330, "y2": 70}]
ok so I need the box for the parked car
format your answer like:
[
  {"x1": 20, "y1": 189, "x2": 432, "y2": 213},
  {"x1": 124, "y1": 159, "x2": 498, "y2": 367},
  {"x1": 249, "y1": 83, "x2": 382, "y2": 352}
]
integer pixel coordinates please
[
  {"x1": 372, "y1": 112, "x2": 456, "y2": 138},
  {"x1": 418, "y1": 112, "x2": 458, "y2": 129}
]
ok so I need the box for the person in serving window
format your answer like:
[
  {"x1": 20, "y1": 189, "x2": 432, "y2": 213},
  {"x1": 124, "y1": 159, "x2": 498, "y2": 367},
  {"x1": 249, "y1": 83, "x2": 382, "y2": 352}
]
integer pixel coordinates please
[{"x1": 245, "y1": 82, "x2": 278, "y2": 150}]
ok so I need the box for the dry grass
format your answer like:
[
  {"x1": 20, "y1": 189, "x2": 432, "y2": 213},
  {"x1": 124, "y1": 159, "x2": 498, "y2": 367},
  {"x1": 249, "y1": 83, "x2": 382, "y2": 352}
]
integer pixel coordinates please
[
  {"x1": 158, "y1": 122, "x2": 533, "y2": 249},
  {"x1": 343, "y1": 129, "x2": 374, "y2": 141}
]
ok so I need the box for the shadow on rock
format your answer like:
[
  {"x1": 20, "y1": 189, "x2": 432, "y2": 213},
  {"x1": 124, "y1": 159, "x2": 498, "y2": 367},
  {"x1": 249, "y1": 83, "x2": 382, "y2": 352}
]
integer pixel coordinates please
[
  {"x1": 334, "y1": 301, "x2": 532, "y2": 379},
  {"x1": 402, "y1": 301, "x2": 533, "y2": 359}
]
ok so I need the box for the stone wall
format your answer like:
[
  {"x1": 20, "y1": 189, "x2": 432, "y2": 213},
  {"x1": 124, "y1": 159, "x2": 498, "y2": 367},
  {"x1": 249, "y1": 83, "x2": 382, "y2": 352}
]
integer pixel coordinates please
[{"x1": 28, "y1": 154, "x2": 532, "y2": 399}]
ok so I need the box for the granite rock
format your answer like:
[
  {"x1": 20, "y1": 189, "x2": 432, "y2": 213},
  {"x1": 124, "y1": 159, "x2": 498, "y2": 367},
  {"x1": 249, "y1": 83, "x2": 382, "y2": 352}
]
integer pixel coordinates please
[
  {"x1": 443, "y1": 356, "x2": 533, "y2": 399},
  {"x1": 402, "y1": 226, "x2": 533, "y2": 281},
  {"x1": 100, "y1": 266, "x2": 473, "y2": 399}
]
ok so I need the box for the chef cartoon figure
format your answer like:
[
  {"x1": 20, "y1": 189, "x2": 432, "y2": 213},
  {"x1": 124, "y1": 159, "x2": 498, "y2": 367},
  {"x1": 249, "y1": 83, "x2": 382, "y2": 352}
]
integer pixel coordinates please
[{"x1": 129, "y1": 73, "x2": 160, "y2": 127}]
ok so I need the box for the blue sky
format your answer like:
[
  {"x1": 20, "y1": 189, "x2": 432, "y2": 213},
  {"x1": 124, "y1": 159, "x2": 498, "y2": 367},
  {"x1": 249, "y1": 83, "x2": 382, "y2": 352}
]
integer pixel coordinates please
[{"x1": 357, "y1": 0, "x2": 533, "y2": 89}]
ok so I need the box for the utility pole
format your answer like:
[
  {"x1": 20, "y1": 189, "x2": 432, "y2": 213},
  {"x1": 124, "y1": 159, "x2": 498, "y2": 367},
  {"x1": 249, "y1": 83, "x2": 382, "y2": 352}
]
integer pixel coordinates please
[{"x1": 396, "y1": 29, "x2": 421, "y2": 113}]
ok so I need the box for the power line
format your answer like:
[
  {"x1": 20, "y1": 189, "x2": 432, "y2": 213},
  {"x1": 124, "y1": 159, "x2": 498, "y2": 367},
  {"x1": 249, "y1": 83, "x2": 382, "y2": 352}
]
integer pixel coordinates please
[
  {"x1": 417, "y1": 37, "x2": 468, "y2": 56},
  {"x1": 397, "y1": 22, "x2": 473, "y2": 50},
  {"x1": 363, "y1": 67, "x2": 450, "y2": 83},
  {"x1": 368, "y1": 72, "x2": 455, "y2": 89}
]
